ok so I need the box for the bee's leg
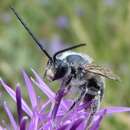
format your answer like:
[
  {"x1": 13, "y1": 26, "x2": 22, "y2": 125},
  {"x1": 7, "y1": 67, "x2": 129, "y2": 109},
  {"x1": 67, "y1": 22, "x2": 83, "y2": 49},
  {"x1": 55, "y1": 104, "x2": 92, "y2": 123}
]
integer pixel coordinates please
[
  {"x1": 60, "y1": 86, "x2": 86, "y2": 124},
  {"x1": 85, "y1": 94, "x2": 101, "y2": 129},
  {"x1": 63, "y1": 76, "x2": 73, "y2": 95},
  {"x1": 68, "y1": 87, "x2": 86, "y2": 111}
]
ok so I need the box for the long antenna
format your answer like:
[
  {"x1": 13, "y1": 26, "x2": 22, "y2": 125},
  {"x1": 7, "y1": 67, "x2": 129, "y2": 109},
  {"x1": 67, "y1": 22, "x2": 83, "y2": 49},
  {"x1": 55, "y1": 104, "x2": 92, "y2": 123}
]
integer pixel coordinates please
[
  {"x1": 53, "y1": 43, "x2": 86, "y2": 60},
  {"x1": 10, "y1": 6, "x2": 52, "y2": 60}
]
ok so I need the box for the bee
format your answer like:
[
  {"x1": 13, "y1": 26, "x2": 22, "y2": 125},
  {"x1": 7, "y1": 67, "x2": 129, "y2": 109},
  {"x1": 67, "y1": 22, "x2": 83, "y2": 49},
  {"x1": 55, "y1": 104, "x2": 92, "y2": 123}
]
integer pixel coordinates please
[{"x1": 11, "y1": 7, "x2": 119, "y2": 128}]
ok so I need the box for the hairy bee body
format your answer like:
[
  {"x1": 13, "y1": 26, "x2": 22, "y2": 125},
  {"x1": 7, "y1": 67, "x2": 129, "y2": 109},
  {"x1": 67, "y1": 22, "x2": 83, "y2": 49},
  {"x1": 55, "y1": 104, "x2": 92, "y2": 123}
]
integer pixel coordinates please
[
  {"x1": 52, "y1": 52, "x2": 106, "y2": 127},
  {"x1": 57, "y1": 51, "x2": 105, "y2": 101}
]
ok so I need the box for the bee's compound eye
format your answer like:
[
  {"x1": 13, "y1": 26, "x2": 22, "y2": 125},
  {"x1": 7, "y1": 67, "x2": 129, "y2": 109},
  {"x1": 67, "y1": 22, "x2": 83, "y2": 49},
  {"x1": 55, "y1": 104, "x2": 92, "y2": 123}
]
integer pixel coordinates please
[{"x1": 53, "y1": 61, "x2": 68, "y2": 80}]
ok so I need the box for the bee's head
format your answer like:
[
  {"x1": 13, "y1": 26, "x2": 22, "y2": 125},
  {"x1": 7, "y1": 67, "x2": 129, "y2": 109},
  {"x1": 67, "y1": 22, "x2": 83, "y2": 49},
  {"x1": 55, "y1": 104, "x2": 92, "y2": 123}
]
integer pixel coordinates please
[
  {"x1": 44, "y1": 43, "x2": 86, "y2": 81},
  {"x1": 44, "y1": 59, "x2": 68, "y2": 81},
  {"x1": 10, "y1": 7, "x2": 86, "y2": 81}
]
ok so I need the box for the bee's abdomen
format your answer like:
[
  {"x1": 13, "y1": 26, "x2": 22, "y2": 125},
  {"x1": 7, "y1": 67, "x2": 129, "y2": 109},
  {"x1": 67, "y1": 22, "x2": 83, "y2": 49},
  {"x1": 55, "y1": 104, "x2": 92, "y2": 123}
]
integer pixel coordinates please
[
  {"x1": 87, "y1": 78, "x2": 100, "y2": 89},
  {"x1": 87, "y1": 77, "x2": 104, "y2": 100}
]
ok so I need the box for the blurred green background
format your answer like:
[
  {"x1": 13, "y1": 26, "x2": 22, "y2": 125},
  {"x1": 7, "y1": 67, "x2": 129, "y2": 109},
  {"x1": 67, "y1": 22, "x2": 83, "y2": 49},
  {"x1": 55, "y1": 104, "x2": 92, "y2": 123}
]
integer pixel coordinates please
[{"x1": 0, "y1": 0, "x2": 130, "y2": 129}]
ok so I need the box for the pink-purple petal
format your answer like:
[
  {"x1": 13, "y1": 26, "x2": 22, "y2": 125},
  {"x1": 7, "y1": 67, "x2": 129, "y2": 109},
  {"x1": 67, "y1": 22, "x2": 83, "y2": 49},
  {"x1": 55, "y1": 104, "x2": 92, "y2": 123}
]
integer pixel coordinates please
[
  {"x1": 90, "y1": 109, "x2": 107, "y2": 130},
  {"x1": 20, "y1": 116, "x2": 28, "y2": 130},
  {"x1": 40, "y1": 99, "x2": 51, "y2": 113},
  {"x1": 98, "y1": 106, "x2": 130, "y2": 115},
  {"x1": 57, "y1": 123, "x2": 69, "y2": 130},
  {"x1": 51, "y1": 87, "x2": 66, "y2": 120},
  {"x1": 16, "y1": 85, "x2": 23, "y2": 124},
  {"x1": 22, "y1": 70, "x2": 37, "y2": 109},
  {"x1": 69, "y1": 118, "x2": 84, "y2": 130},
  {"x1": 3, "y1": 102, "x2": 17, "y2": 130},
  {"x1": 0, "y1": 79, "x2": 33, "y2": 117},
  {"x1": 33, "y1": 115, "x2": 39, "y2": 130},
  {"x1": 31, "y1": 69, "x2": 68, "y2": 110},
  {"x1": 77, "y1": 100, "x2": 93, "y2": 111},
  {"x1": 31, "y1": 69, "x2": 55, "y2": 101}
]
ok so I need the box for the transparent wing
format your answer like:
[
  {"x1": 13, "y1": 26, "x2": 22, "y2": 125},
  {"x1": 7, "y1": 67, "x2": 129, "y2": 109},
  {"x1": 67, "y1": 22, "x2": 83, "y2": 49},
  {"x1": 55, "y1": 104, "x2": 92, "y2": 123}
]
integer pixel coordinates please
[{"x1": 83, "y1": 64, "x2": 120, "y2": 80}]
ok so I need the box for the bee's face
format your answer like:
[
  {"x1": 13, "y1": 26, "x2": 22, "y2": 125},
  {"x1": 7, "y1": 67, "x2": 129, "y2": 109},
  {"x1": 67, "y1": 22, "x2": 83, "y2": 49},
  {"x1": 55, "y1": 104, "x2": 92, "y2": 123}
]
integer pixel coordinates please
[
  {"x1": 45, "y1": 59, "x2": 68, "y2": 81},
  {"x1": 44, "y1": 60, "x2": 55, "y2": 81}
]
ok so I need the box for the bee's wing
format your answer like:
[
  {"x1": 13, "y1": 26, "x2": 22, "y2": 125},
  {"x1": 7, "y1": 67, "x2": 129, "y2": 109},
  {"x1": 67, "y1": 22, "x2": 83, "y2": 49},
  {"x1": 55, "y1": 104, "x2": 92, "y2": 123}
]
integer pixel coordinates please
[{"x1": 83, "y1": 64, "x2": 119, "y2": 80}]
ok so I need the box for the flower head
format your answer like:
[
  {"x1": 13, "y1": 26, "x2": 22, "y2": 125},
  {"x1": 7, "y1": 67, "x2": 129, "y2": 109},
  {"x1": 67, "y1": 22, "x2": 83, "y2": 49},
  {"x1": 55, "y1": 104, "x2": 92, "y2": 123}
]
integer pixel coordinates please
[{"x1": 0, "y1": 69, "x2": 130, "y2": 130}]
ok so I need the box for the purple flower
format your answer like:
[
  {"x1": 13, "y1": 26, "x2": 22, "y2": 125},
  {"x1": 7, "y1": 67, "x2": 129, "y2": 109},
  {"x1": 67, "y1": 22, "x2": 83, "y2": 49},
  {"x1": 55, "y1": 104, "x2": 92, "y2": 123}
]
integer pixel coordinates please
[
  {"x1": 39, "y1": 36, "x2": 67, "y2": 56},
  {"x1": 104, "y1": 0, "x2": 115, "y2": 6},
  {"x1": 0, "y1": 69, "x2": 130, "y2": 130},
  {"x1": 56, "y1": 16, "x2": 69, "y2": 29},
  {"x1": 0, "y1": 13, "x2": 12, "y2": 23},
  {"x1": 49, "y1": 36, "x2": 65, "y2": 55}
]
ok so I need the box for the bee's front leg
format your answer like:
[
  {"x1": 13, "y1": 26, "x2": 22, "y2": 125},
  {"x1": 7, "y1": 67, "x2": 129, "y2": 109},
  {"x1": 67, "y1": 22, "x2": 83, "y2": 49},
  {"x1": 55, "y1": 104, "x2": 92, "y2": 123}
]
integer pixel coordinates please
[
  {"x1": 60, "y1": 85, "x2": 87, "y2": 124},
  {"x1": 68, "y1": 86, "x2": 86, "y2": 111}
]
